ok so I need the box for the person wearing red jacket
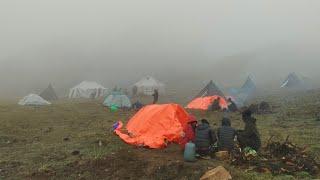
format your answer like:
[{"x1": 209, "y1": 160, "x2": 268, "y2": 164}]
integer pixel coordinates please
[{"x1": 180, "y1": 115, "x2": 198, "y2": 149}]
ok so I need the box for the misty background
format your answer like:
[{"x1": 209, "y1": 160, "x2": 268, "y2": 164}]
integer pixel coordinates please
[{"x1": 1, "y1": 0, "x2": 320, "y2": 98}]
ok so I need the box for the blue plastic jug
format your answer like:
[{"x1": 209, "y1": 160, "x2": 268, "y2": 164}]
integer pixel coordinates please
[{"x1": 184, "y1": 142, "x2": 196, "y2": 162}]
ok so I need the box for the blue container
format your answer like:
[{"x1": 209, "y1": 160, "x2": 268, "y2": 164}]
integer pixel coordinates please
[{"x1": 184, "y1": 142, "x2": 196, "y2": 162}]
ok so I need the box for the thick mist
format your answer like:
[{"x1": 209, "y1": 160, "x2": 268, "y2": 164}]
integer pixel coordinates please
[{"x1": 1, "y1": 0, "x2": 320, "y2": 97}]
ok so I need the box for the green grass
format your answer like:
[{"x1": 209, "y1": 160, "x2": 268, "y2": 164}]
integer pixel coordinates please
[{"x1": 0, "y1": 90, "x2": 320, "y2": 179}]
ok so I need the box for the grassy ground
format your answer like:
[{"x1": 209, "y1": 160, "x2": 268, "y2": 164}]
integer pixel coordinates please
[{"x1": 0, "y1": 91, "x2": 319, "y2": 179}]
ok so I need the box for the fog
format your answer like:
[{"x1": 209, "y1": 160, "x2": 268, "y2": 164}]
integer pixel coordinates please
[{"x1": 1, "y1": 0, "x2": 320, "y2": 97}]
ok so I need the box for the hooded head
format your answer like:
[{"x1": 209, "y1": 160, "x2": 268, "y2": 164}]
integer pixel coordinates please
[
  {"x1": 242, "y1": 109, "x2": 256, "y2": 124},
  {"x1": 221, "y1": 118, "x2": 231, "y2": 126},
  {"x1": 188, "y1": 115, "x2": 198, "y2": 129},
  {"x1": 242, "y1": 109, "x2": 252, "y2": 118}
]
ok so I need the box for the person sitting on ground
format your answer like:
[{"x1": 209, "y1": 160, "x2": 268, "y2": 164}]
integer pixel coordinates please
[
  {"x1": 195, "y1": 119, "x2": 217, "y2": 156},
  {"x1": 132, "y1": 100, "x2": 144, "y2": 110},
  {"x1": 211, "y1": 97, "x2": 221, "y2": 111},
  {"x1": 227, "y1": 98, "x2": 238, "y2": 112},
  {"x1": 236, "y1": 109, "x2": 261, "y2": 151},
  {"x1": 217, "y1": 118, "x2": 236, "y2": 151},
  {"x1": 152, "y1": 89, "x2": 159, "y2": 104},
  {"x1": 180, "y1": 115, "x2": 198, "y2": 149},
  {"x1": 259, "y1": 101, "x2": 271, "y2": 114}
]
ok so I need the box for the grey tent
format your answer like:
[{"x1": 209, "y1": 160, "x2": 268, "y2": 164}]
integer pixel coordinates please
[
  {"x1": 40, "y1": 84, "x2": 58, "y2": 101},
  {"x1": 280, "y1": 73, "x2": 303, "y2": 89},
  {"x1": 195, "y1": 80, "x2": 225, "y2": 98},
  {"x1": 241, "y1": 76, "x2": 256, "y2": 93}
]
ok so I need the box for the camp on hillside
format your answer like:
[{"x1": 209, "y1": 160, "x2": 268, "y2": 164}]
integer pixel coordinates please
[
  {"x1": 39, "y1": 84, "x2": 58, "y2": 101},
  {"x1": 280, "y1": 72, "x2": 305, "y2": 89},
  {"x1": 103, "y1": 91, "x2": 131, "y2": 108},
  {"x1": 132, "y1": 76, "x2": 165, "y2": 96},
  {"x1": 18, "y1": 94, "x2": 51, "y2": 106},
  {"x1": 186, "y1": 95, "x2": 228, "y2": 110},
  {"x1": 114, "y1": 104, "x2": 193, "y2": 149},
  {"x1": 68, "y1": 81, "x2": 107, "y2": 99},
  {"x1": 194, "y1": 80, "x2": 225, "y2": 98}
]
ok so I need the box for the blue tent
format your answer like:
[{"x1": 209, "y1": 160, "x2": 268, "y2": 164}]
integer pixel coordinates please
[
  {"x1": 103, "y1": 91, "x2": 131, "y2": 108},
  {"x1": 241, "y1": 76, "x2": 256, "y2": 94}
]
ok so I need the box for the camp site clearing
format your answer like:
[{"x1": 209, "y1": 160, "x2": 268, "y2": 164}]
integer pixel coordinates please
[{"x1": 0, "y1": 90, "x2": 320, "y2": 180}]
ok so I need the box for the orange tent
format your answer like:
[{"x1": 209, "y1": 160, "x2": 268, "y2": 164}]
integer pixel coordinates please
[
  {"x1": 114, "y1": 104, "x2": 192, "y2": 148},
  {"x1": 186, "y1": 95, "x2": 228, "y2": 110}
]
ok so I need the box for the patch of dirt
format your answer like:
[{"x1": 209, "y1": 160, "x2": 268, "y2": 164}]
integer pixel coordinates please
[
  {"x1": 34, "y1": 145, "x2": 222, "y2": 180},
  {"x1": 0, "y1": 161, "x2": 23, "y2": 178}
]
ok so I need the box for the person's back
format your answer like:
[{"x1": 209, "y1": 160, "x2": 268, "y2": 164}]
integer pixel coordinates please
[
  {"x1": 237, "y1": 110, "x2": 261, "y2": 151},
  {"x1": 211, "y1": 99, "x2": 220, "y2": 111},
  {"x1": 132, "y1": 101, "x2": 143, "y2": 110},
  {"x1": 227, "y1": 98, "x2": 238, "y2": 112},
  {"x1": 195, "y1": 119, "x2": 216, "y2": 156},
  {"x1": 217, "y1": 118, "x2": 235, "y2": 151}
]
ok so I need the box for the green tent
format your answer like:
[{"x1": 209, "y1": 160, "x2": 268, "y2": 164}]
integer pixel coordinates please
[{"x1": 103, "y1": 91, "x2": 131, "y2": 108}]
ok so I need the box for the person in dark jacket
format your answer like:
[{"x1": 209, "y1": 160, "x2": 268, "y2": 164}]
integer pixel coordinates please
[
  {"x1": 195, "y1": 119, "x2": 217, "y2": 156},
  {"x1": 217, "y1": 118, "x2": 236, "y2": 151},
  {"x1": 227, "y1": 98, "x2": 238, "y2": 112},
  {"x1": 237, "y1": 110, "x2": 261, "y2": 151},
  {"x1": 132, "y1": 100, "x2": 144, "y2": 110},
  {"x1": 211, "y1": 97, "x2": 221, "y2": 111},
  {"x1": 152, "y1": 89, "x2": 159, "y2": 104}
]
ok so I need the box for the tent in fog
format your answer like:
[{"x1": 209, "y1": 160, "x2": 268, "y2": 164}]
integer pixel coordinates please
[
  {"x1": 241, "y1": 76, "x2": 256, "y2": 94},
  {"x1": 103, "y1": 91, "x2": 131, "y2": 108},
  {"x1": 69, "y1": 81, "x2": 107, "y2": 99},
  {"x1": 132, "y1": 76, "x2": 165, "y2": 96},
  {"x1": 18, "y1": 94, "x2": 51, "y2": 106},
  {"x1": 280, "y1": 73, "x2": 304, "y2": 89},
  {"x1": 194, "y1": 80, "x2": 224, "y2": 98},
  {"x1": 114, "y1": 104, "x2": 192, "y2": 148},
  {"x1": 40, "y1": 84, "x2": 58, "y2": 101},
  {"x1": 186, "y1": 95, "x2": 228, "y2": 110}
]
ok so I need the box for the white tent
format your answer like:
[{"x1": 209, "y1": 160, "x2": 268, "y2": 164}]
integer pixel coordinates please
[
  {"x1": 18, "y1": 94, "x2": 51, "y2": 106},
  {"x1": 69, "y1": 81, "x2": 107, "y2": 99},
  {"x1": 132, "y1": 76, "x2": 165, "y2": 96}
]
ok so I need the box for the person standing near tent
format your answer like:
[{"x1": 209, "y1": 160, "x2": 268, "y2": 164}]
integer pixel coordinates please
[
  {"x1": 152, "y1": 89, "x2": 159, "y2": 104},
  {"x1": 90, "y1": 91, "x2": 96, "y2": 99},
  {"x1": 211, "y1": 97, "x2": 221, "y2": 111},
  {"x1": 227, "y1": 98, "x2": 238, "y2": 112},
  {"x1": 217, "y1": 118, "x2": 236, "y2": 151},
  {"x1": 194, "y1": 119, "x2": 217, "y2": 157},
  {"x1": 236, "y1": 110, "x2": 261, "y2": 151}
]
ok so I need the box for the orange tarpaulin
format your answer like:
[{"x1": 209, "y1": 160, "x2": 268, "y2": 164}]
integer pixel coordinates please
[
  {"x1": 114, "y1": 104, "x2": 192, "y2": 149},
  {"x1": 186, "y1": 95, "x2": 228, "y2": 110}
]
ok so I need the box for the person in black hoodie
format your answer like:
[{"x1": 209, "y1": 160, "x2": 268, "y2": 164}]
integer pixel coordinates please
[
  {"x1": 227, "y1": 98, "x2": 238, "y2": 112},
  {"x1": 217, "y1": 118, "x2": 236, "y2": 151},
  {"x1": 237, "y1": 109, "x2": 261, "y2": 151},
  {"x1": 194, "y1": 119, "x2": 217, "y2": 156}
]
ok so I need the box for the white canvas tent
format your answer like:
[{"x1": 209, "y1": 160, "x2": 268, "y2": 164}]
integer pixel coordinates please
[
  {"x1": 69, "y1": 81, "x2": 107, "y2": 99},
  {"x1": 18, "y1": 94, "x2": 51, "y2": 106},
  {"x1": 132, "y1": 76, "x2": 165, "y2": 96}
]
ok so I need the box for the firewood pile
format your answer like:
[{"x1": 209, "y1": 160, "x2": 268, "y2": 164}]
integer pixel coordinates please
[{"x1": 230, "y1": 136, "x2": 319, "y2": 175}]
